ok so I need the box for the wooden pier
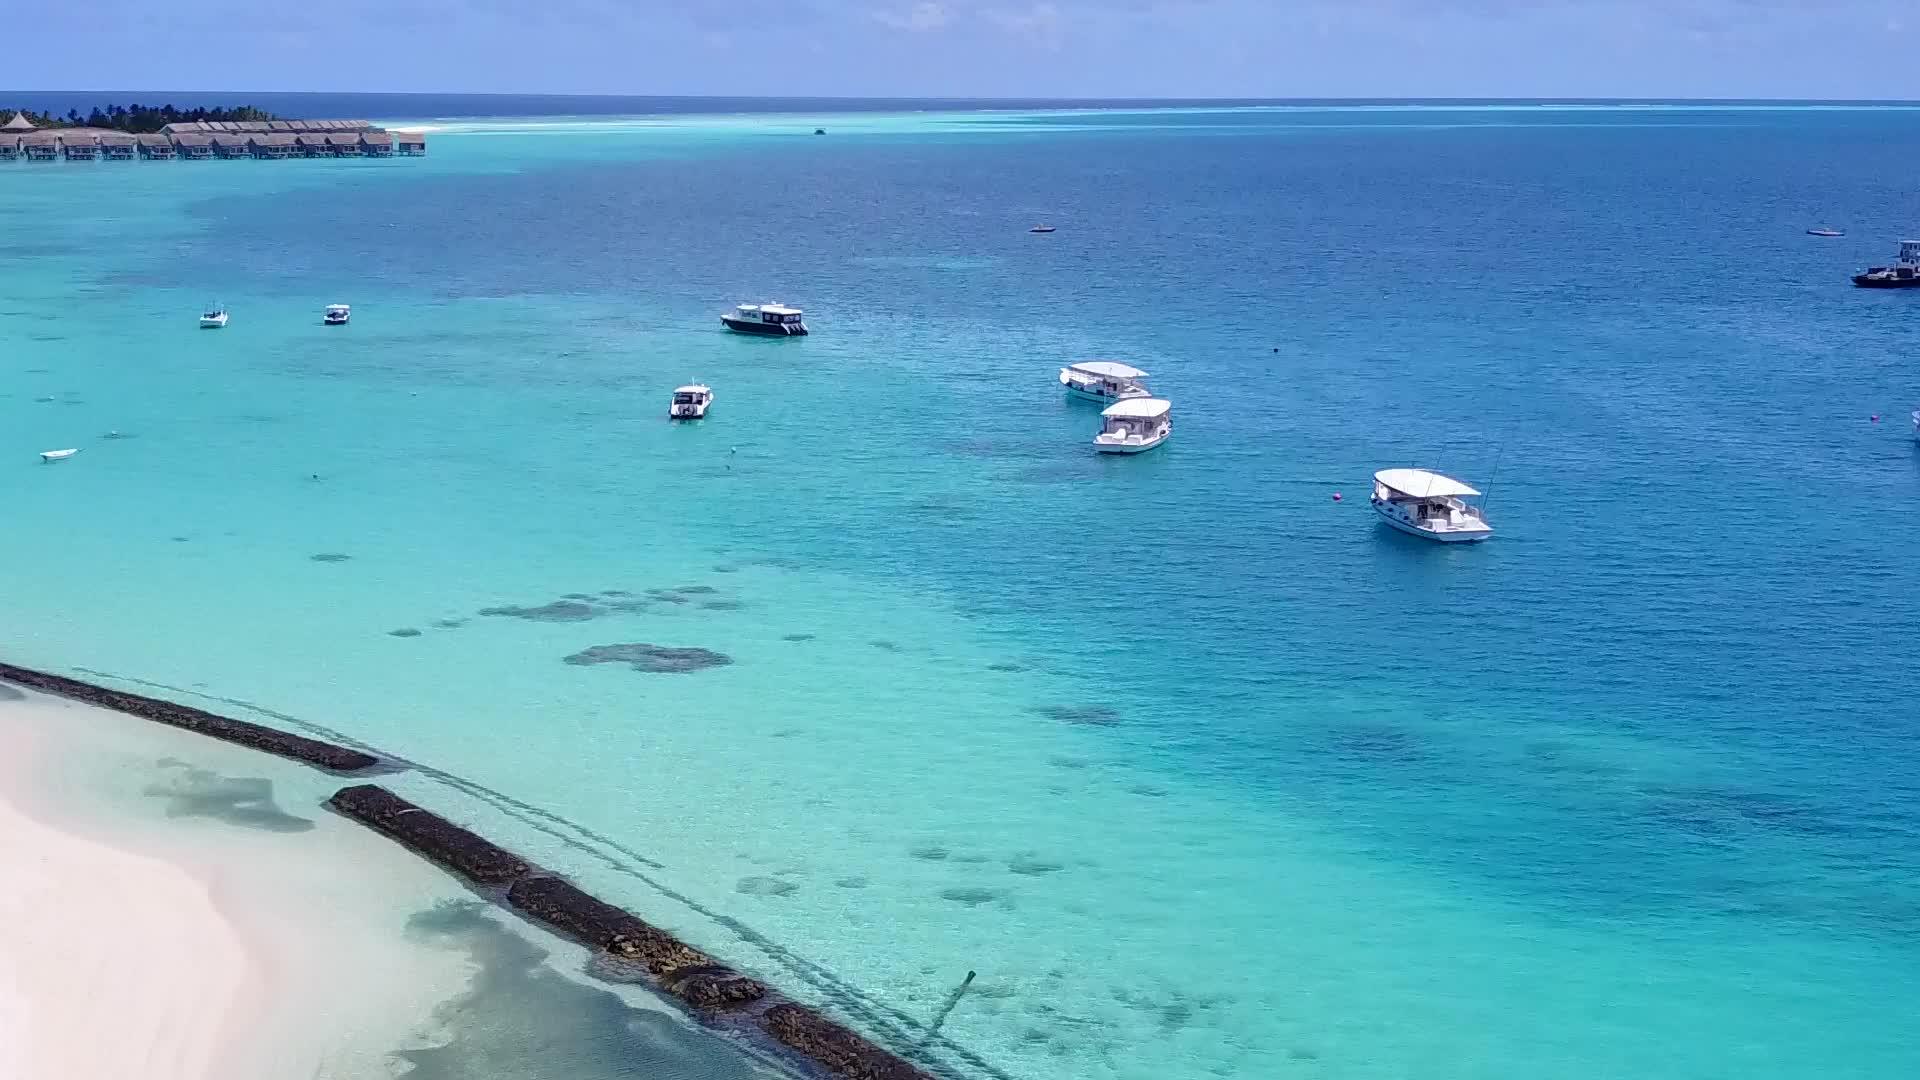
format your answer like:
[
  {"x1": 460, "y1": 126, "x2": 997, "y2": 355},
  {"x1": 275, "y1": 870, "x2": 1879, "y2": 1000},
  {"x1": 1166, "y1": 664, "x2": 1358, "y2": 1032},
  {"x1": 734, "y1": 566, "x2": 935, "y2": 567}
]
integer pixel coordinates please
[{"x1": 0, "y1": 114, "x2": 426, "y2": 162}]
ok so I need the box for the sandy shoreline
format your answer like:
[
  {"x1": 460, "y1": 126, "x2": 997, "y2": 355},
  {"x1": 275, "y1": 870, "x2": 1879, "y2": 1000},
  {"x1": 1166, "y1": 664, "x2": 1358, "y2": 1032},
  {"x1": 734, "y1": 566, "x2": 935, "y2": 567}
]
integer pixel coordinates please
[
  {"x1": 0, "y1": 681, "x2": 788, "y2": 1080},
  {"x1": 0, "y1": 780, "x2": 249, "y2": 1080}
]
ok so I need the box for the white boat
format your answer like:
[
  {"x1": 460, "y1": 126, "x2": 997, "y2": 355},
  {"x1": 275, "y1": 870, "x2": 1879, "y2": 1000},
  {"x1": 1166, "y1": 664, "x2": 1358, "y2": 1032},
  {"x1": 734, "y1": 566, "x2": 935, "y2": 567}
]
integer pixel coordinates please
[
  {"x1": 1370, "y1": 468, "x2": 1493, "y2": 543},
  {"x1": 1912, "y1": 409, "x2": 1919, "y2": 442},
  {"x1": 323, "y1": 303, "x2": 351, "y2": 325},
  {"x1": 669, "y1": 384, "x2": 713, "y2": 420},
  {"x1": 1060, "y1": 360, "x2": 1150, "y2": 405},
  {"x1": 39, "y1": 448, "x2": 79, "y2": 463},
  {"x1": 721, "y1": 303, "x2": 807, "y2": 336},
  {"x1": 1093, "y1": 397, "x2": 1171, "y2": 454},
  {"x1": 199, "y1": 302, "x2": 229, "y2": 329}
]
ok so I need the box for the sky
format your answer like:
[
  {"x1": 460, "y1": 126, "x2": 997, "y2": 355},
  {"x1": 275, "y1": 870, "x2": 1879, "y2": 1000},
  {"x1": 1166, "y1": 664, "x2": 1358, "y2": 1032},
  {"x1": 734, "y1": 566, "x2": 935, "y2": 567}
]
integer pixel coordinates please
[{"x1": 2, "y1": 0, "x2": 1912, "y2": 99}]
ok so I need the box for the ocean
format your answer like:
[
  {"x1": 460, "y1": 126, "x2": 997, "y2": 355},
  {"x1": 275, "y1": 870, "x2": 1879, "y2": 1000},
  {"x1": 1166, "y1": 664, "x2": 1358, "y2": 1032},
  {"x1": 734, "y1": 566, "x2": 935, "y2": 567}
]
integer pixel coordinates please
[{"x1": 3, "y1": 99, "x2": 1918, "y2": 1079}]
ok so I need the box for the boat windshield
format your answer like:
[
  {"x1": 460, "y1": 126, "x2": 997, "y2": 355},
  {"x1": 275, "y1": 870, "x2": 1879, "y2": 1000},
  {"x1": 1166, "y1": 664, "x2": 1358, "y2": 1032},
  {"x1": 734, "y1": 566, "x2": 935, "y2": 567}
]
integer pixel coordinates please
[{"x1": 674, "y1": 393, "x2": 698, "y2": 404}]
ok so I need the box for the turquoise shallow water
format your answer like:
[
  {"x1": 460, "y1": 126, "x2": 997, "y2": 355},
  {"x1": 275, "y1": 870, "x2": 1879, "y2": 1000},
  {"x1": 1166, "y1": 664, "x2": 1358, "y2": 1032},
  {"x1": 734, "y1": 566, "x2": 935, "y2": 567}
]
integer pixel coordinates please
[{"x1": 4, "y1": 104, "x2": 1920, "y2": 1079}]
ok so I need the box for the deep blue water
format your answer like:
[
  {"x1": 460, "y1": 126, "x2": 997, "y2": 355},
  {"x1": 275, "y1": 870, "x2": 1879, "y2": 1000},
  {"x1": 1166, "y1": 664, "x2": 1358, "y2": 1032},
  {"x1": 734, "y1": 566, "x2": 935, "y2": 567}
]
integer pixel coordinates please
[{"x1": 4, "y1": 105, "x2": 1919, "y2": 1079}]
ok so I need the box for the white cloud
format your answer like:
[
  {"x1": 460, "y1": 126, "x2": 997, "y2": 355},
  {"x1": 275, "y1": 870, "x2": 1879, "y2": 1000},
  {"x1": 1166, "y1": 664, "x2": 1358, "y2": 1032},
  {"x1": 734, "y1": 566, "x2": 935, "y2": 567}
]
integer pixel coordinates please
[{"x1": 873, "y1": 1, "x2": 953, "y2": 30}]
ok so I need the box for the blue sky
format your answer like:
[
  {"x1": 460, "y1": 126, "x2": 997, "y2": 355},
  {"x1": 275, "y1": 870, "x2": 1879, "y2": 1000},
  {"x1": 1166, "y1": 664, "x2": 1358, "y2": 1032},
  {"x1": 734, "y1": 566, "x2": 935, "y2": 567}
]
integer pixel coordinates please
[{"x1": 4, "y1": 0, "x2": 1910, "y2": 98}]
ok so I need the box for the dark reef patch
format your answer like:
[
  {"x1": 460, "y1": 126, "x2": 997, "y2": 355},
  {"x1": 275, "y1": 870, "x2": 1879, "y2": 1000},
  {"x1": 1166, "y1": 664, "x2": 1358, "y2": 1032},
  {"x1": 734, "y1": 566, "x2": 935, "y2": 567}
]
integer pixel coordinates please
[
  {"x1": 432, "y1": 618, "x2": 467, "y2": 629},
  {"x1": 939, "y1": 886, "x2": 1006, "y2": 907},
  {"x1": 834, "y1": 875, "x2": 869, "y2": 889},
  {"x1": 563, "y1": 643, "x2": 733, "y2": 673},
  {"x1": 479, "y1": 600, "x2": 599, "y2": 622},
  {"x1": 600, "y1": 588, "x2": 633, "y2": 597},
  {"x1": 1128, "y1": 784, "x2": 1169, "y2": 798},
  {"x1": 735, "y1": 875, "x2": 798, "y2": 897},
  {"x1": 646, "y1": 585, "x2": 720, "y2": 605},
  {"x1": 144, "y1": 765, "x2": 314, "y2": 832},
  {"x1": 909, "y1": 845, "x2": 951, "y2": 862},
  {"x1": 170, "y1": 535, "x2": 192, "y2": 543},
  {"x1": 309, "y1": 552, "x2": 353, "y2": 563},
  {"x1": 780, "y1": 633, "x2": 816, "y2": 642},
  {"x1": 561, "y1": 592, "x2": 596, "y2": 600},
  {"x1": 1008, "y1": 854, "x2": 1064, "y2": 876},
  {"x1": 399, "y1": 902, "x2": 765, "y2": 1080},
  {"x1": 986, "y1": 662, "x2": 1027, "y2": 672},
  {"x1": 869, "y1": 639, "x2": 902, "y2": 652},
  {"x1": 388, "y1": 627, "x2": 423, "y2": 638},
  {"x1": 1034, "y1": 704, "x2": 1123, "y2": 727},
  {"x1": 699, "y1": 599, "x2": 746, "y2": 611}
]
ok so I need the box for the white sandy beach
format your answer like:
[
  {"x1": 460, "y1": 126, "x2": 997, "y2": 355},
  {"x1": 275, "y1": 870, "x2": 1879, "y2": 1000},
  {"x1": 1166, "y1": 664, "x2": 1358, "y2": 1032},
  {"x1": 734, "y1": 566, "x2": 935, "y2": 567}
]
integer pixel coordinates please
[{"x1": 0, "y1": 688, "x2": 477, "y2": 1080}]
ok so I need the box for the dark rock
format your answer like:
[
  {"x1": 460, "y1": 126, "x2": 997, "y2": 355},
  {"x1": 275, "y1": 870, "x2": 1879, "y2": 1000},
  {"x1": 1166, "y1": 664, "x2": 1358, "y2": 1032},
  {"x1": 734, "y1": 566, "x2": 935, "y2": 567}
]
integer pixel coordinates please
[
  {"x1": 659, "y1": 963, "x2": 769, "y2": 1009},
  {"x1": 310, "y1": 552, "x2": 353, "y2": 563},
  {"x1": 330, "y1": 785, "x2": 530, "y2": 885},
  {"x1": 0, "y1": 663, "x2": 378, "y2": 772},
  {"x1": 388, "y1": 628, "x2": 423, "y2": 638},
  {"x1": 478, "y1": 600, "x2": 599, "y2": 622},
  {"x1": 761, "y1": 1003, "x2": 933, "y2": 1080},
  {"x1": 563, "y1": 643, "x2": 732, "y2": 673},
  {"x1": 505, "y1": 876, "x2": 715, "y2": 977}
]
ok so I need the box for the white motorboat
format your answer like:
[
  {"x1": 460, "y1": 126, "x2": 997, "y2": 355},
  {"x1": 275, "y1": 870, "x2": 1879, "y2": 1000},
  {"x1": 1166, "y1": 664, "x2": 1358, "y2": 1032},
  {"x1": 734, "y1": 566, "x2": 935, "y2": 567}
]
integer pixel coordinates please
[
  {"x1": 1093, "y1": 397, "x2": 1171, "y2": 454},
  {"x1": 199, "y1": 302, "x2": 229, "y2": 329},
  {"x1": 1370, "y1": 468, "x2": 1493, "y2": 543},
  {"x1": 323, "y1": 303, "x2": 351, "y2": 325},
  {"x1": 721, "y1": 303, "x2": 807, "y2": 336},
  {"x1": 39, "y1": 448, "x2": 79, "y2": 463},
  {"x1": 1060, "y1": 360, "x2": 1150, "y2": 405},
  {"x1": 1912, "y1": 409, "x2": 1919, "y2": 442},
  {"x1": 669, "y1": 384, "x2": 714, "y2": 420}
]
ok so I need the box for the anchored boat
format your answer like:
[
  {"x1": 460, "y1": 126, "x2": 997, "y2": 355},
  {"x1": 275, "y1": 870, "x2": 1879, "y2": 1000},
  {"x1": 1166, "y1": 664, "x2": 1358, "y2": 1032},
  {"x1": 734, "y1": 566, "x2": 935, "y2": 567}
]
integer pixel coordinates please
[
  {"x1": 1093, "y1": 398, "x2": 1171, "y2": 454},
  {"x1": 669, "y1": 384, "x2": 713, "y2": 420},
  {"x1": 1370, "y1": 469, "x2": 1493, "y2": 543},
  {"x1": 323, "y1": 303, "x2": 352, "y2": 325},
  {"x1": 199, "y1": 302, "x2": 229, "y2": 329},
  {"x1": 1059, "y1": 360, "x2": 1150, "y2": 405},
  {"x1": 722, "y1": 303, "x2": 807, "y2": 336},
  {"x1": 1852, "y1": 241, "x2": 1920, "y2": 288}
]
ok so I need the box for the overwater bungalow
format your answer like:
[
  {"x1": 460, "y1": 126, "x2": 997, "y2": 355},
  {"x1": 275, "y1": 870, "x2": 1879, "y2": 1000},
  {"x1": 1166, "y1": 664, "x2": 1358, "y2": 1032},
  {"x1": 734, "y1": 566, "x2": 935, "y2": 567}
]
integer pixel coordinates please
[
  {"x1": 250, "y1": 132, "x2": 296, "y2": 159},
  {"x1": 0, "y1": 138, "x2": 17, "y2": 160},
  {"x1": 295, "y1": 132, "x2": 333, "y2": 158},
  {"x1": 211, "y1": 133, "x2": 252, "y2": 159},
  {"x1": 99, "y1": 132, "x2": 137, "y2": 160},
  {"x1": 61, "y1": 131, "x2": 101, "y2": 160},
  {"x1": 137, "y1": 133, "x2": 176, "y2": 159},
  {"x1": 173, "y1": 133, "x2": 214, "y2": 159},
  {"x1": 360, "y1": 130, "x2": 393, "y2": 157},
  {"x1": 396, "y1": 131, "x2": 427, "y2": 156},
  {"x1": 326, "y1": 132, "x2": 364, "y2": 157},
  {"x1": 21, "y1": 132, "x2": 58, "y2": 161}
]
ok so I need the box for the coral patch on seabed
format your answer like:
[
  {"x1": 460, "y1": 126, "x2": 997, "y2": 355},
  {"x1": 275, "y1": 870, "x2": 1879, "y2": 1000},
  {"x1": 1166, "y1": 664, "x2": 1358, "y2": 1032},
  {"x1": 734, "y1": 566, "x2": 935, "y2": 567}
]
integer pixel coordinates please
[
  {"x1": 310, "y1": 552, "x2": 354, "y2": 563},
  {"x1": 780, "y1": 633, "x2": 816, "y2": 642},
  {"x1": 144, "y1": 764, "x2": 315, "y2": 832},
  {"x1": 735, "y1": 875, "x2": 798, "y2": 897},
  {"x1": 479, "y1": 600, "x2": 599, "y2": 622},
  {"x1": 1033, "y1": 704, "x2": 1123, "y2": 727},
  {"x1": 388, "y1": 628, "x2": 423, "y2": 638},
  {"x1": 939, "y1": 886, "x2": 1006, "y2": 907},
  {"x1": 562, "y1": 643, "x2": 733, "y2": 673}
]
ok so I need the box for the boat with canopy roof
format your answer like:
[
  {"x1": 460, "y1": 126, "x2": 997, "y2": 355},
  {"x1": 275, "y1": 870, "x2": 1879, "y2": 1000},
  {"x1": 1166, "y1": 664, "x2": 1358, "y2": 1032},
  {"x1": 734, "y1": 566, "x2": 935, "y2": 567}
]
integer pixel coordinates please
[
  {"x1": 1370, "y1": 469, "x2": 1493, "y2": 543},
  {"x1": 1059, "y1": 360, "x2": 1150, "y2": 405},
  {"x1": 1093, "y1": 398, "x2": 1171, "y2": 454}
]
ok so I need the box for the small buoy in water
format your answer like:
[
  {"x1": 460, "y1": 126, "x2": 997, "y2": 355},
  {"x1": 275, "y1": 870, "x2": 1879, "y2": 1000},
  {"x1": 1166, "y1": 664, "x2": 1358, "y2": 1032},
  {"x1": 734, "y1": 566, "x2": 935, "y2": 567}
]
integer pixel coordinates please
[
  {"x1": 1332, "y1": 492, "x2": 1343, "y2": 502},
  {"x1": 1871, "y1": 414, "x2": 1880, "y2": 422}
]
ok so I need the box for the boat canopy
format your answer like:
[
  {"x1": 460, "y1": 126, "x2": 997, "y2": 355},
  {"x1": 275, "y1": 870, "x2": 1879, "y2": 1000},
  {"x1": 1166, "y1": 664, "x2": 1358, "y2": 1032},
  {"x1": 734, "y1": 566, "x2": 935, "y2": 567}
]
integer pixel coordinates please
[
  {"x1": 1068, "y1": 360, "x2": 1147, "y2": 380},
  {"x1": 1102, "y1": 397, "x2": 1171, "y2": 419},
  {"x1": 1374, "y1": 468, "x2": 1480, "y2": 499},
  {"x1": 740, "y1": 303, "x2": 801, "y2": 316},
  {"x1": 326, "y1": 303, "x2": 350, "y2": 312},
  {"x1": 673, "y1": 384, "x2": 710, "y2": 395}
]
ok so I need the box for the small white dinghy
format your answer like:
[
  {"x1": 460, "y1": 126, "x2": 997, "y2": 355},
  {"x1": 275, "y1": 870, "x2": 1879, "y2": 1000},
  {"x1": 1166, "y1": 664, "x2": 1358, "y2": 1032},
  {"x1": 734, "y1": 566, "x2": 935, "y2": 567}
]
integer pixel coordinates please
[{"x1": 39, "y1": 448, "x2": 79, "y2": 463}]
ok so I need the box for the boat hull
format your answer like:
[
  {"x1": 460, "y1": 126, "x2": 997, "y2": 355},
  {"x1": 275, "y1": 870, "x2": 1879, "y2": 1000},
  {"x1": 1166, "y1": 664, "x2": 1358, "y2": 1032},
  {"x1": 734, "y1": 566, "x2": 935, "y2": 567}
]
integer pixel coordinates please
[
  {"x1": 721, "y1": 317, "x2": 806, "y2": 336},
  {"x1": 1094, "y1": 432, "x2": 1168, "y2": 454},
  {"x1": 669, "y1": 406, "x2": 710, "y2": 420},
  {"x1": 1372, "y1": 504, "x2": 1492, "y2": 543},
  {"x1": 1851, "y1": 275, "x2": 1920, "y2": 289},
  {"x1": 1064, "y1": 384, "x2": 1149, "y2": 405},
  {"x1": 199, "y1": 318, "x2": 227, "y2": 329}
]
